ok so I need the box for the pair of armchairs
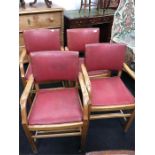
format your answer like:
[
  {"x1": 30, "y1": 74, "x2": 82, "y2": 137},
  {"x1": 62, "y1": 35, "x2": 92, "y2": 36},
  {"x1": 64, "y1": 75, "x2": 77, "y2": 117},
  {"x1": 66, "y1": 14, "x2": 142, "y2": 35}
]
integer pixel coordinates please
[{"x1": 20, "y1": 45, "x2": 135, "y2": 153}]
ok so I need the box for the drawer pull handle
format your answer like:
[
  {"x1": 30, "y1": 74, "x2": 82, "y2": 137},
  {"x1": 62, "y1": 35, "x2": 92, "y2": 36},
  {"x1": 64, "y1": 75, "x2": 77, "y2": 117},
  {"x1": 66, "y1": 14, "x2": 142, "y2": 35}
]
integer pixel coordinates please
[{"x1": 49, "y1": 17, "x2": 54, "y2": 22}]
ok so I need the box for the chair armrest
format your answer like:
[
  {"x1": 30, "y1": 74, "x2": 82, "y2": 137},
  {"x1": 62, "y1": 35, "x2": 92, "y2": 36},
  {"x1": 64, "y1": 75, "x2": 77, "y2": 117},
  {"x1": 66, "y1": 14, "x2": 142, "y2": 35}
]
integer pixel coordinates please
[
  {"x1": 60, "y1": 46, "x2": 64, "y2": 51},
  {"x1": 19, "y1": 48, "x2": 27, "y2": 63},
  {"x1": 123, "y1": 63, "x2": 135, "y2": 80},
  {"x1": 19, "y1": 63, "x2": 25, "y2": 78},
  {"x1": 20, "y1": 75, "x2": 34, "y2": 124},
  {"x1": 81, "y1": 64, "x2": 91, "y2": 94},
  {"x1": 78, "y1": 72, "x2": 90, "y2": 120},
  {"x1": 65, "y1": 46, "x2": 69, "y2": 51}
]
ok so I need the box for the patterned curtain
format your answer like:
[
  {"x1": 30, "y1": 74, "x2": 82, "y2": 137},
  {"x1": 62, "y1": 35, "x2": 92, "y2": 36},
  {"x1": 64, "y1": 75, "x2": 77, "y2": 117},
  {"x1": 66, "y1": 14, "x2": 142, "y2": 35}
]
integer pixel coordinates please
[{"x1": 111, "y1": 0, "x2": 135, "y2": 52}]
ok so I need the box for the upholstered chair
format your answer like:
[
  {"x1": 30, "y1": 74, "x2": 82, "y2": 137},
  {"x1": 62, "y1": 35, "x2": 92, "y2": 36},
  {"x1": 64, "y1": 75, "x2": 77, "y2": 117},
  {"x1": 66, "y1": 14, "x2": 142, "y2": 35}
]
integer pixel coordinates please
[
  {"x1": 81, "y1": 43, "x2": 135, "y2": 132},
  {"x1": 19, "y1": 28, "x2": 63, "y2": 87},
  {"x1": 20, "y1": 51, "x2": 89, "y2": 153}
]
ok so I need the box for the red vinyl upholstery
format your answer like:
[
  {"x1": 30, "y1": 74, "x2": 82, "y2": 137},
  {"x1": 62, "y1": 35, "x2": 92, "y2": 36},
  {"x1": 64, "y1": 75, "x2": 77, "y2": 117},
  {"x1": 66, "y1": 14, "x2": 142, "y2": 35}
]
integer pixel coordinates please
[
  {"x1": 28, "y1": 88, "x2": 83, "y2": 125},
  {"x1": 85, "y1": 43, "x2": 126, "y2": 71},
  {"x1": 30, "y1": 51, "x2": 79, "y2": 83},
  {"x1": 67, "y1": 28, "x2": 100, "y2": 52},
  {"x1": 91, "y1": 77, "x2": 134, "y2": 106},
  {"x1": 23, "y1": 29, "x2": 61, "y2": 54}
]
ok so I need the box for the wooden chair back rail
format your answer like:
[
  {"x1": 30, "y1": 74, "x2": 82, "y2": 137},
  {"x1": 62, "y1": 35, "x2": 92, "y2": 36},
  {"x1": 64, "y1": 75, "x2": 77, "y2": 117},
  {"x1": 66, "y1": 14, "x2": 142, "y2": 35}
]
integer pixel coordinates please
[
  {"x1": 32, "y1": 132, "x2": 81, "y2": 139},
  {"x1": 91, "y1": 104, "x2": 135, "y2": 112},
  {"x1": 35, "y1": 128, "x2": 81, "y2": 134},
  {"x1": 90, "y1": 113, "x2": 131, "y2": 120},
  {"x1": 89, "y1": 71, "x2": 111, "y2": 79},
  {"x1": 28, "y1": 122, "x2": 83, "y2": 131}
]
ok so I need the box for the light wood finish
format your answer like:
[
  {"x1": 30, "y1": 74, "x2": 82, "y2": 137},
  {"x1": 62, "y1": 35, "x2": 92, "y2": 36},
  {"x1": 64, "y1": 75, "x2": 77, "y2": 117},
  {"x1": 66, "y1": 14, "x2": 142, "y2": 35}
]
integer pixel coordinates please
[
  {"x1": 90, "y1": 113, "x2": 131, "y2": 120},
  {"x1": 20, "y1": 72, "x2": 89, "y2": 152},
  {"x1": 91, "y1": 104, "x2": 135, "y2": 112},
  {"x1": 32, "y1": 132, "x2": 81, "y2": 139},
  {"x1": 81, "y1": 63, "x2": 135, "y2": 132},
  {"x1": 20, "y1": 75, "x2": 34, "y2": 125},
  {"x1": 19, "y1": 3, "x2": 64, "y2": 60},
  {"x1": 123, "y1": 63, "x2": 135, "y2": 80},
  {"x1": 81, "y1": 64, "x2": 91, "y2": 93}
]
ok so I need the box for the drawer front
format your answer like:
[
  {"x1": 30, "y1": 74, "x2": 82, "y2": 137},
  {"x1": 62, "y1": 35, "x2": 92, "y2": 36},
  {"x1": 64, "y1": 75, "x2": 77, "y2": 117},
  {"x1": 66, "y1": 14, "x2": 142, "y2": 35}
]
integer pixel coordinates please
[{"x1": 19, "y1": 12, "x2": 62, "y2": 31}]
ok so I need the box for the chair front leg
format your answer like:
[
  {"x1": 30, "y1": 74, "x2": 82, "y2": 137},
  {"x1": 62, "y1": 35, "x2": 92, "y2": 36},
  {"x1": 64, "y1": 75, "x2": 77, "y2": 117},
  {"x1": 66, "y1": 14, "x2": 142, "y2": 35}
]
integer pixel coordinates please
[
  {"x1": 22, "y1": 124, "x2": 37, "y2": 153},
  {"x1": 80, "y1": 120, "x2": 89, "y2": 151}
]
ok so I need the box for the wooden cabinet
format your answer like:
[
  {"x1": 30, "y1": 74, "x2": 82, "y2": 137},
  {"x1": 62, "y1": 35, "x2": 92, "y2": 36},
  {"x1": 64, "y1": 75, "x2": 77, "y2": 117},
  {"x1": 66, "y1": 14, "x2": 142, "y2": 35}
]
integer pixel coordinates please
[
  {"x1": 19, "y1": 3, "x2": 64, "y2": 59},
  {"x1": 64, "y1": 9, "x2": 115, "y2": 46}
]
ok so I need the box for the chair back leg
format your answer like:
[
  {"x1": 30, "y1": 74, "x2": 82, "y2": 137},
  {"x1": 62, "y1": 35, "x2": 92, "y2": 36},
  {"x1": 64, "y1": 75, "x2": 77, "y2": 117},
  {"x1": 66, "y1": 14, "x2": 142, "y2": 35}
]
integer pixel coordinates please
[{"x1": 124, "y1": 110, "x2": 135, "y2": 132}]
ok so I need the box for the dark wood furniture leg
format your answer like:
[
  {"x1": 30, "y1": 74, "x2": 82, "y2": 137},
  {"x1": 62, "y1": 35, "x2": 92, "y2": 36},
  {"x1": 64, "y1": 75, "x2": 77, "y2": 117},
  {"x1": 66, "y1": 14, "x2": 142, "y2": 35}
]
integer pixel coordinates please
[
  {"x1": 20, "y1": 0, "x2": 25, "y2": 8},
  {"x1": 30, "y1": 0, "x2": 52, "y2": 8}
]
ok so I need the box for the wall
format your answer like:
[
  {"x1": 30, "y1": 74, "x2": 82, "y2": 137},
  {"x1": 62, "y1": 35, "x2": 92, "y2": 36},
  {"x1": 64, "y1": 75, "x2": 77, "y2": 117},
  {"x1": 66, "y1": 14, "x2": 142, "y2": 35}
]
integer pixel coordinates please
[{"x1": 25, "y1": 0, "x2": 97, "y2": 10}]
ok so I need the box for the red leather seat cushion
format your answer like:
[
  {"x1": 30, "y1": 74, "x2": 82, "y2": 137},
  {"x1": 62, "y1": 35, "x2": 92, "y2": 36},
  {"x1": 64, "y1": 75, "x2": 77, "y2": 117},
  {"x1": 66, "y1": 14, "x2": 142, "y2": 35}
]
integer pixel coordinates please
[
  {"x1": 28, "y1": 88, "x2": 83, "y2": 125},
  {"x1": 91, "y1": 77, "x2": 134, "y2": 106},
  {"x1": 25, "y1": 64, "x2": 32, "y2": 80}
]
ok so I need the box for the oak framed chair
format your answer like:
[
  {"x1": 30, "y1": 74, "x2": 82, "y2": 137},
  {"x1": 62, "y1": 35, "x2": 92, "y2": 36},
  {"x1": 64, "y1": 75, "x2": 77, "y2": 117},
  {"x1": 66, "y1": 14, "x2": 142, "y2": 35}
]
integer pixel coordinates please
[
  {"x1": 20, "y1": 51, "x2": 89, "y2": 153},
  {"x1": 81, "y1": 43, "x2": 135, "y2": 132},
  {"x1": 19, "y1": 28, "x2": 64, "y2": 87},
  {"x1": 65, "y1": 28, "x2": 100, "y2": 70}
]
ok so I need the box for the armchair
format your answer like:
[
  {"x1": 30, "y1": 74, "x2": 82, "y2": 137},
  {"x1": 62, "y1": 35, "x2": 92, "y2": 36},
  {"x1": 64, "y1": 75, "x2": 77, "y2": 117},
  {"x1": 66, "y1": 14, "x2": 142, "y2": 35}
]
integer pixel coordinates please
[
  {"x1": 81, "y1": 43, "x2": 135, "y2": 132},
  {"x1": 20, "y1": 51, "x2": 89, "y2": 152},
  {"x1": 66, "y1": 28, "x2": 100, "y2": 71},
  {"x1": 19, "y1": 28, "x2": 64, "y2": 87}
]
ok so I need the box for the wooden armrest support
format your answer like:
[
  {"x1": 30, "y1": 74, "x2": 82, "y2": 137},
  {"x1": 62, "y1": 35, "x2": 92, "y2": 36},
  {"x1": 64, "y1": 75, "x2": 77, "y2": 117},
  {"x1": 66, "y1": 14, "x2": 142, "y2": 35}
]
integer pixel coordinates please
[
  {"x1": 65, "y1": 46, "x2": 69, "y2": 51},
  {"x1": 20, "y1": 75, "x2": 34, "y2": 124},
  {"x1": 123, "y1": 63, "x2": 135, "y2": 80},
  {"x1": 60, "y1": 46, "x2": 64, "y2": 51},
  {"x1": 19, "y1": 63, "x2": 25, "y2": 78},
  {"x1": 19, "y1": 48, "x2": 27, "y2": 63},
  {"x1": 78, "y1": 73, "x2": 90, "y2": 120},
  {"x1": 81, "y1": 64, "x2": 91, "y2": 94}
]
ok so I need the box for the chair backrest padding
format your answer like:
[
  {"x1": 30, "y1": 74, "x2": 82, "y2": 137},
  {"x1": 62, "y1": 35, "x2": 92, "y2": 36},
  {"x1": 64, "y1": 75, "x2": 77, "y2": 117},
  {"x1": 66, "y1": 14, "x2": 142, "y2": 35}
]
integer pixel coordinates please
[
  {"x1": 30, "y1": 51, "x2": 79, "y2": 83},
  {"x1": 23, "y1": 29, "x2": 61, "y2": 54},
  {"x1": 67, "y1": 28, "x2": 100, "y2": 52},
  {"x1": 85, "y1": 43, "x2": 126, "y2": 71}
]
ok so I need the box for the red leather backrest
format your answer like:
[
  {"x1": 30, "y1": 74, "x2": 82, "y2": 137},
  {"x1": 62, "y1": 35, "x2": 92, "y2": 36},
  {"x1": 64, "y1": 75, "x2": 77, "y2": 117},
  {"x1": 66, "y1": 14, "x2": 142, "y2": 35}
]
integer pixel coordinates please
[
  {"x1": 67, "y1": 28, "x2": 100, "y2": 52},
  {"x1": 23, "y1": 29, "x2": 61, "y2": 54},
  {"x1": 85, "y1": 43, "x2": 126, "y2": 71},
  {"x1": 30, "y1": 51, "x2": 79, "y2": 83}
]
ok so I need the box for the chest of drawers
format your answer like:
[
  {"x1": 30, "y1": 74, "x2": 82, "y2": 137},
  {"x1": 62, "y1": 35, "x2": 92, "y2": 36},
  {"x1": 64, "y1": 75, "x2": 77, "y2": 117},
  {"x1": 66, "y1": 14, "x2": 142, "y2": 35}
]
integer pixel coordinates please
[{"x1": 19, "y1": 3, "x2": 64, "y2": 59}]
